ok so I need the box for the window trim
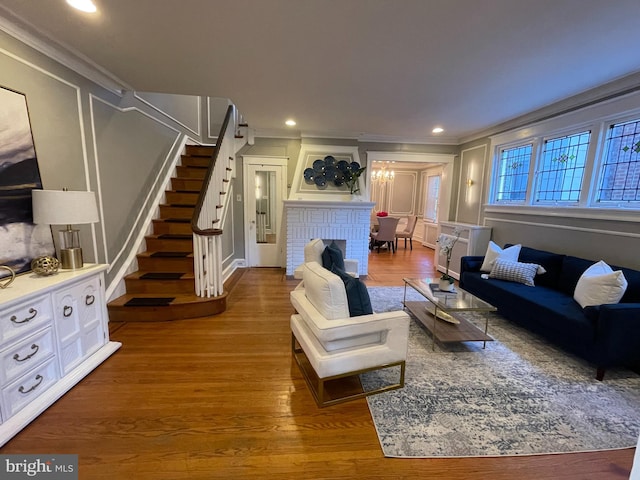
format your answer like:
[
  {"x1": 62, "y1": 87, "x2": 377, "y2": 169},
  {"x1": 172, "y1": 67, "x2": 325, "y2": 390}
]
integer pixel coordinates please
[{"x1": 488, "y1": 91, "x2": 640, "y2": 219}]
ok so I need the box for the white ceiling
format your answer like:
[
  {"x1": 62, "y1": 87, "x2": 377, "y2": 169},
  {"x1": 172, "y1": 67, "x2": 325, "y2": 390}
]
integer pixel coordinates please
[{"x1": 1, "y1": 0, "x2": 640, "y2": 143}]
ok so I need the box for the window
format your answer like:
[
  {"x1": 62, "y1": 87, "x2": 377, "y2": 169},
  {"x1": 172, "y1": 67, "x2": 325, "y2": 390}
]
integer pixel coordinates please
[
  {"x1": 424, "y1": 174, "x2": 441, "y2": 222},
  {"x1": 495, "y1": 144, "x2": 532, "y2": 202},
  {"x1": 535, "y1": 131, "x2": 590, "y2": 202},
  {"x1": 597, "y1": 118, "x2": 640, "y2": 204},
  {"x1": 489, "y1": 93, "x2": 640, "y2": 214}
]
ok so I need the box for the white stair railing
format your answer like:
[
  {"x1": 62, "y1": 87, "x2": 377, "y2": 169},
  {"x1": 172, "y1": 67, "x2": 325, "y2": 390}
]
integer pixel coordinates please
[{"x1": 192, "y1": 105, "x2": 238, "y2": 297}]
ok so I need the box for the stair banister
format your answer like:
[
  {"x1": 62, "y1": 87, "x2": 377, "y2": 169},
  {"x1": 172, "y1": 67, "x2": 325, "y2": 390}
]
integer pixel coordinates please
[{"x1": 191, "y1": 105, "x2": 235, "y2": 297}]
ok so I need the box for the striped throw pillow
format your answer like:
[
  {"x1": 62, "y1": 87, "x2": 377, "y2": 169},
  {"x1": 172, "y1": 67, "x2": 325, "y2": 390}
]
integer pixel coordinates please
[{"x1": 489, "y1": 259, "x2": 540, "y2": 286}]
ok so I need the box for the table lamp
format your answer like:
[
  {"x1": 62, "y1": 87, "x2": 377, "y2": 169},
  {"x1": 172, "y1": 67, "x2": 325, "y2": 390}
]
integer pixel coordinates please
[{"x1": 32, "y1": 188, "x2": 99, "y2": 269}]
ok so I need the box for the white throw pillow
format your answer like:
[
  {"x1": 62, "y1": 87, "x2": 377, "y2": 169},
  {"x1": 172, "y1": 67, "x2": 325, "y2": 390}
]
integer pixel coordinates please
[
  {"x1": 480, "y1": 242, "x2": 522, "y2": 272},
  {"x1": 573, "y1": 260, "x2": 628, "y2": 308}
]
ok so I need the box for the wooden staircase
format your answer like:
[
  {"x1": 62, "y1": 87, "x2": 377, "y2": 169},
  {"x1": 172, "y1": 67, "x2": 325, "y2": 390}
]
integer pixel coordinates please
[{"x1": 107, "y1": 145, "x2": 228, "y2": 322}]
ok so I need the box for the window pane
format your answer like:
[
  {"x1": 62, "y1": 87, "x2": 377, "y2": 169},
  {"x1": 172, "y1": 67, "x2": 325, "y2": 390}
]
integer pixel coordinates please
[
  {"x1": 495, "y1": 144, "x2": 531, "y2": 201},
  {"x1": 535, "y1": 131, "x2": 590, "y2": 202},
  {"x1": 597, "y1": 118, "x2": 640, "y2": 203}
]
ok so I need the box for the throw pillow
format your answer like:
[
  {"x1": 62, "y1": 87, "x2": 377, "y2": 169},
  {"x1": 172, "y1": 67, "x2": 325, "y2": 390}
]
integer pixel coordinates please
[
  {"x1": 321, "y1": 241, "x2": 345, "y2": 271},
  {"x1": 331, "y1": 265, "x2": 373, "y2": 317},
  {"x1": 480, "y1": 241, "x2": 522, "y2": 272},
  {"x1": 573, "y1": 260, "x2": 628, "y2": 308},
  {"x1": 489, "y1": 259, "x2": 540, "y2": 286}
]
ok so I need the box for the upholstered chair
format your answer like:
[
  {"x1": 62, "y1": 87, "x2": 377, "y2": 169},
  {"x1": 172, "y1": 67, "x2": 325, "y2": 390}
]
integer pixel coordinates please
[
  {"x1": 290, "y1": 261, "x2": 410, "y2": 407},
  {"x1": 369, "y1": 216, "x2": 400, "y2": 253},
  {"x1": 293, "y1": 239, "x2": 359, "y2": 279},
  {"x1": 395, "y1": 215, "x2": 418, "y2": 250}
]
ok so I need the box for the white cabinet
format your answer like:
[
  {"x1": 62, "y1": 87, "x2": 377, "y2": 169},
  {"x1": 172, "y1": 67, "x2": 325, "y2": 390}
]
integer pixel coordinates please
[
  {"x1": 0, "y1": 264, "x2": 121, "y2": 446},
  {"x1": 435, "y1": 222, "x2": 492, "y2": 280},
  {"x1": 421, "y1": 221, "x2": 439, "y2": 249}
]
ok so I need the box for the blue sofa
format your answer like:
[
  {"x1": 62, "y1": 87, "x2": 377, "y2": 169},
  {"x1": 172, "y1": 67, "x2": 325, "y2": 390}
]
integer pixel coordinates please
[{"x1": 459, "y1": 245, "x2": 640, "y2": 380}]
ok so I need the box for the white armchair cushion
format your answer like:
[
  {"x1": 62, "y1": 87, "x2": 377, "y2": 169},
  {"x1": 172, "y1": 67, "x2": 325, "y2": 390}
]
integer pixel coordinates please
[
  {"x1": 301, "y1": 261, "x2": 349, "y2": 320},
  {"x1": 304, "y1": 238, "x2": 325, "y2": 264}
]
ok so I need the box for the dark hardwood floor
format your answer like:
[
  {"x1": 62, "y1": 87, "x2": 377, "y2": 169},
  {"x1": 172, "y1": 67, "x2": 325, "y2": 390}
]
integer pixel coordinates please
[{"x1": 0, "y1": 243, "x2": 634, "y2": 479}]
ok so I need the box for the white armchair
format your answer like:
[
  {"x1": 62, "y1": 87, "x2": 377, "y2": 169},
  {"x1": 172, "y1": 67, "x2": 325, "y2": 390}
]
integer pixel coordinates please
[
  {"x1": 290, "y1": 261, "x2": 410, "y2": 407},
  {"x1": 293, "y1": 238, "x2": 359, "y2": 279}
]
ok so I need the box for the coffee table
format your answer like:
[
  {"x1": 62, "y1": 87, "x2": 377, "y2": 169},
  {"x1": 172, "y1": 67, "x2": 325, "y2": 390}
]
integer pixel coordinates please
[{"x1": 402, "y1": 277, "x2": 497, "y2": 350}]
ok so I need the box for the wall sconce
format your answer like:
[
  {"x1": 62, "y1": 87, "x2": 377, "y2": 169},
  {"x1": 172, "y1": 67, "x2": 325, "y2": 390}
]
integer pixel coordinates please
[{"x1": 32, "y1": 189, "x2": 99, "y2": 269}]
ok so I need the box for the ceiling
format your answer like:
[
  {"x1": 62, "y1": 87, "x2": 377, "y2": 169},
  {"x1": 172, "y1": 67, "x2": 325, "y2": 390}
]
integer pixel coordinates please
[{"x1": 1, "y1": 0, "x2": 640, "y2": 144}]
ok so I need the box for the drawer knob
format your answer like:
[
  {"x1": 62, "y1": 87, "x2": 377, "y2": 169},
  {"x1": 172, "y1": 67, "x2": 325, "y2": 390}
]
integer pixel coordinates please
[
  {"x1": 63, "y1": 305, "x2": 73, "y2": 317},
  {"x1": 10, "y1": 308, "x2": 38, "y2": 324},
  {"x1": 13, "y1": 344, "x2": 40, "y2": 362},
  {"x1": 19, "y1": 374, "x2": 44, "y2": 394},
  {"x1": 85, "y1": 294, "x2": 95, "y2": 306}
]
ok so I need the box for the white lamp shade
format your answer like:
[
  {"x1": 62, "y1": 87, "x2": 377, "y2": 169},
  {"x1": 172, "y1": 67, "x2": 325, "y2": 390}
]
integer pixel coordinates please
[{"x1": 32, "y1": 189, "x2": 99, "y2": 225}]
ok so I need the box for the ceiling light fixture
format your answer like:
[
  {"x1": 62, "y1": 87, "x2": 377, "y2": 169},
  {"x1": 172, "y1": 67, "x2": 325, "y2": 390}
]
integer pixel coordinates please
[
  {"x1": 66, "y1": 0, "x2": 97, "y2": 13},
  {"x1": 285, "y1": 119, "x2": 296, "y2": 127},
  {"x1": 432, "y1": 127, "x2": 444, "y2": 134}
]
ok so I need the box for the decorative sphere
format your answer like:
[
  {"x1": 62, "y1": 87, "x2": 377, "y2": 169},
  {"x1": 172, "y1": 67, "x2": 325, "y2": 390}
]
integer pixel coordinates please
[{"x1": 31, "y1": 256, "x2": 60, "y2": 276}]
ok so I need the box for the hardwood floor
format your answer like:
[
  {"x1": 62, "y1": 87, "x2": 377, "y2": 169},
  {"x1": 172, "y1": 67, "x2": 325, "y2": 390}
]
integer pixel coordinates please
[{"x1": 0, "y1": 244, "x2": 634, "y2": 479}]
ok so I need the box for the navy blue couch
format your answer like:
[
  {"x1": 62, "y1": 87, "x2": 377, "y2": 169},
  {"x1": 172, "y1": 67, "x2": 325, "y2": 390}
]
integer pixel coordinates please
[{"x1": 459, "y1": 245, "x2": 640, "y2": 380}]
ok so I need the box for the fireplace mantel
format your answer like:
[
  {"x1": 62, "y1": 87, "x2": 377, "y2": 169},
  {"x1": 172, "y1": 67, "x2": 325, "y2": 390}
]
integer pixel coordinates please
[{"x1": 284, "y1": 200, "x2": 375, "y2": 276}]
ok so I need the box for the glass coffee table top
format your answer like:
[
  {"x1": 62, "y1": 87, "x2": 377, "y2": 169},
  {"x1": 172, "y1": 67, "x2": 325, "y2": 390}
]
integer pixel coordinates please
[
  {"x1": 403, "y1": 277, "x2": 497, "y2": 312},
  {"x1": 402, "y1": 277, "x2": 497, "y2": 349}
]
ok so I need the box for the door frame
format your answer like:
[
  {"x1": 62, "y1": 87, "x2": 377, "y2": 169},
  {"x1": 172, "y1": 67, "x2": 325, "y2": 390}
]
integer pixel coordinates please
[{"x1": 242, "y1": 155, "x2": 288, "y2": 267}]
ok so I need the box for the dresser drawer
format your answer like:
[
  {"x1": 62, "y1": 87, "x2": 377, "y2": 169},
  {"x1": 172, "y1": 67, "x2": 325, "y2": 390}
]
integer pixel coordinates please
[
  {"x1": 2, "y1": 358, "x2": 58, "y2": 418},
  {"x1": 0, "y1": 297, "x2": 53, "y2": 347},
  {"x1": 0, "y1": 327, "x2": 56, "y2": 384}
]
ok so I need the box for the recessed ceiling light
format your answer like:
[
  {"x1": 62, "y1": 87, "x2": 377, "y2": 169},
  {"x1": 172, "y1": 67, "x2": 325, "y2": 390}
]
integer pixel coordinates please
[
  {"x1": 432, "y1": 127, "x2": 444, "y2": 134},
  {"x1": 285, "y1": 119, "x2": 296, "y2": 127},
  {"x1": 66, "y1": 0, "x2": 97, "y2": 13}
]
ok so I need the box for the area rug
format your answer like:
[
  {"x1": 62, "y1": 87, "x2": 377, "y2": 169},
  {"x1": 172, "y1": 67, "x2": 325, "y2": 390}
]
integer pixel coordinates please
[{"x1": 362, "y1": 286, "x2": 640, "y2": 458}]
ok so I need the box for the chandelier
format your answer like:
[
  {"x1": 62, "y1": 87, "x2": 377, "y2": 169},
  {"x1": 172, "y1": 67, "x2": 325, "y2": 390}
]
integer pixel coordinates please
[{"x1": 371, "y1": 162, "x2": 395, "y2": 184}]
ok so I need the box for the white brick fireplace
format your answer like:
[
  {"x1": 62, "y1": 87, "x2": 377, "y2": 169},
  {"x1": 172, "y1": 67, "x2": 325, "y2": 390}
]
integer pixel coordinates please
[{"x1": 284, "y1": 200, "x2": 375, "y2": 276}]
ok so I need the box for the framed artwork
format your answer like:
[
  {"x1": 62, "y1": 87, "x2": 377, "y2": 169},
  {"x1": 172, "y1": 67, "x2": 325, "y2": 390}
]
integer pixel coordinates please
[{"x1": 0, "y1": 86, "x2": 55, "y2": 278}]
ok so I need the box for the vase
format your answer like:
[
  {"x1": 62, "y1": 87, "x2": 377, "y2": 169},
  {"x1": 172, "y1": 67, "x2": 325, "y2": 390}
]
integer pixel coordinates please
[{"x1": 438, "y1": 278, "x2": 455, "y2": 292}]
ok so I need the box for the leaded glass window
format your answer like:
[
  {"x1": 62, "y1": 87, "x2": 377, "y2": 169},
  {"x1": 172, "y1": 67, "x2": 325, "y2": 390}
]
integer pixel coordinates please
[
  {"x1": 535, "y1": 131, "x2": 590, "y2": 202},
  {"x1": 495, "y1": 144, "x2": 532, "y2": 202},
  {"x1": 597, "y1": 118, "x2": 640, "y2": 203}
]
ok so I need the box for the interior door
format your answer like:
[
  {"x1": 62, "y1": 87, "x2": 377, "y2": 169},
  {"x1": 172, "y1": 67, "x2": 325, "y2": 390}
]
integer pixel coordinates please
[{"x1": 244, "y1": 158, "x2": 287, "y2": 267}]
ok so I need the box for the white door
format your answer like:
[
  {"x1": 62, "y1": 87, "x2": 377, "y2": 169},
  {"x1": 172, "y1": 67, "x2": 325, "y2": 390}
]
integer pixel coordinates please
[{"x1": 243, "y1": 157, "x2": 287, "y2": 267}]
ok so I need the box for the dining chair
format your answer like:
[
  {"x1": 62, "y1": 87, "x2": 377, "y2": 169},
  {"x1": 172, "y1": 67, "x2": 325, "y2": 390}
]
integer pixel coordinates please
[
  {"x1": 370, "y1": 216, "x2": 400, "y2": 253},
  {"x1": 395, "y1": 215, "x2": 418, "y2": 250}
]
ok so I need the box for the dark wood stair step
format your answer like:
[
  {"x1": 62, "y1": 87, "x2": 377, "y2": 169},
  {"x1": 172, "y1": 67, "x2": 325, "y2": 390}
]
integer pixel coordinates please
[
  {"x1": 107, "y1": 292, "x2": 227, "y2": 322},
  {"x1": 171, "y1": 177, "x2": 203, "y2": 192},
  {"x1": 159, "y1": 204, "x2": 194, "y2": 219},
  {"x1": 137, "y1": 252, "x2": 194, "y2": 272},
  {"x1": 145, "y1": 235, "x2": 193, "y2": 253},
  {"x1": 181, "y1": 155, "x2": 210, "y2": 168},
  {"x1": 184, "y1": 145, "x2": 215, "y2": 157},
  {"x1": 124, "y1": 271, "x2": 195, "y2": 294},
  {"x1": 176, "y1": 165, "x2": 207, "y2": 179},
  {"x1": 165, "y1": 191, "x2": 199, "y2": 205}
]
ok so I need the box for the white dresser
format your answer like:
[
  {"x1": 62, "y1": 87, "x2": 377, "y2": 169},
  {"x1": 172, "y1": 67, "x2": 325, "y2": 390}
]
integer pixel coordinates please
[
  {"x1": 0, "y1": 264, "x2": 121, "y2": 446},
  {"x1": 435, "y1": 222, "x2": 492, "y2": 280}
]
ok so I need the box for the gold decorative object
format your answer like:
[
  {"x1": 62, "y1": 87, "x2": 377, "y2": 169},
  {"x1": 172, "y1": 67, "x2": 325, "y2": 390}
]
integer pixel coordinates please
[
  {"x1": 0, "y1": 265, "x2": 16, "y2": 288},
  {"x1": 31, "y1": 256, "x2": 60, "y2": 276}
]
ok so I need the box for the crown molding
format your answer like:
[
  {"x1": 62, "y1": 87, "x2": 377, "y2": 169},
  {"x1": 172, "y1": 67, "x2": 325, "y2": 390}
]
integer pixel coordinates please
[{"x1": 0, "y1": 7, "x2": 129, "y2": 95}]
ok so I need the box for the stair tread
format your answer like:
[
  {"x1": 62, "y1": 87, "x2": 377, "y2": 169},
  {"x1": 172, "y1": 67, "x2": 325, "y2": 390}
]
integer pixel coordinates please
[
  {"x1": 127, "y1": 272, "x2": 194, "y2": 280},
  {"x1": 157, "y1": 218, "x2": 190, "y2": 223},
  {"x1": 138, "y1": 251, "x2": 194, "y2": 258},
  {"x1": 108, "y1": 292, "x2": 225, "y2": 307}
]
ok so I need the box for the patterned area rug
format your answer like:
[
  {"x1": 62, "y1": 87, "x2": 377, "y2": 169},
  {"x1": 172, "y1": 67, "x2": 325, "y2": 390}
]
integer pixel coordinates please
[{"x1": 363, "y1": 286, "x2": 640, "y2": 458}]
